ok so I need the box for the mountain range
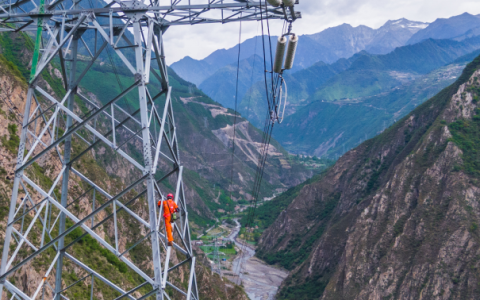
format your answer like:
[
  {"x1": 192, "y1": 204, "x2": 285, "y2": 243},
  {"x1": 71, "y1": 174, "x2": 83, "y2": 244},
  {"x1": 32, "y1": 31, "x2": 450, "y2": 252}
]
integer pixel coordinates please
[
  {"x1": 171, "y1": 18, "x2": 430, "y2": 86},
  {"x1": 171, "y1": 12, "x2": 480, "y2": 159},
  {"x1": 237, "y1": 37, "x2": 480, "y2": 157},
  {"x1": 407, "y1": 12, "x2": 480, "y2": 44}
]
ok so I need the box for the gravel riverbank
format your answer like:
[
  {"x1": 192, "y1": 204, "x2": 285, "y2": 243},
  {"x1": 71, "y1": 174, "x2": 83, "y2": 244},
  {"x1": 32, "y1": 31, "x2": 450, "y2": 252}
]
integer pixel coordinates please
[{"x1": 225, "y1": 220, "x2": 288, "y2": 300}]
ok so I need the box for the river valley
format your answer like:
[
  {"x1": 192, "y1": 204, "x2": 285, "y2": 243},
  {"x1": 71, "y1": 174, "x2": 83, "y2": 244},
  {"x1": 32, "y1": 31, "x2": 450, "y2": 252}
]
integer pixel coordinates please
[{"x1": 225, "y1": 220, "x2": 289, "y2": 300}]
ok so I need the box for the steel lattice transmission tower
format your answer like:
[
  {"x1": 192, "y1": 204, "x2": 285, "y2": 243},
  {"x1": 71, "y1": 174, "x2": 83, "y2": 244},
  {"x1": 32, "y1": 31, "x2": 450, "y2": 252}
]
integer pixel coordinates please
[{"x1": 0, "y1": 0, "x2": 299, "y2": 299}]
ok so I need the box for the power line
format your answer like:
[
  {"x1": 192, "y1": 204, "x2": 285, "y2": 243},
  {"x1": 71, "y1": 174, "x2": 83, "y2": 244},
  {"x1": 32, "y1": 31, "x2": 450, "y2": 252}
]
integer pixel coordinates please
[
  {"x1": 236, "y1": 0, "x2": 279, "y2": 284},
  {"x1": 229, "y1": 18, "x2": 242, "y2": 205},
  {"x1": 105, "y1": 46, "x2": 124, "y2": 92},
  {"x1": 245, "y1": 23, "x2": 260, "y2": 121}
]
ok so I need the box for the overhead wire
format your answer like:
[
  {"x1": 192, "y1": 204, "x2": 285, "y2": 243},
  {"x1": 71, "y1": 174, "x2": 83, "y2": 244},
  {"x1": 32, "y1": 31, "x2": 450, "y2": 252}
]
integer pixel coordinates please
[
  {"x1": 106, "y1": 47, "x2": 125, "y2": 93},
  {"x1": 244, "y1": 22, "x2": 260, "y2": 121},
  {"x1": 99, "y1": 4, "x2": 136, "y2": 116},
  {"x1": 235, "y1": 0, "x2": 280, "y2": 285},
  {"x1": 231, "y1": 15, "x2": 247, "y2": 286},
  {"x1": 229, "y1": 17, "x2": 242, "y2": 215},
  {"x1": 250, "y1": 0, "x2": 277, "y2": 211}
]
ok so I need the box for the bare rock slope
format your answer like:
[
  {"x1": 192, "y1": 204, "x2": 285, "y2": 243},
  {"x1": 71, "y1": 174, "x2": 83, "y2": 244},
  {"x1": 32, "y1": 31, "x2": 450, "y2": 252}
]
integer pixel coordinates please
[{"x1": 257, "y1": 55, "x2": 480, "y2": 299}]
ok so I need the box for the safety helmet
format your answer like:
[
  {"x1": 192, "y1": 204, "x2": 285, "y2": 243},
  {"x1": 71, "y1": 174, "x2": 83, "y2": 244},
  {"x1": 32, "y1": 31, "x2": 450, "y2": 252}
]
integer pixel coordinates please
[{"x1": 167, "y1": 193, "x2": 174, "y2": 199}]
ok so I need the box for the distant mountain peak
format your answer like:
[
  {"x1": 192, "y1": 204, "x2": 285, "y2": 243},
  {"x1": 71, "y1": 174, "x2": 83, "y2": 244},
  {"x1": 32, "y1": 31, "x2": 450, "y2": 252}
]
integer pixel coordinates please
[
  {"x1": 335, "y1": 23, "x2": 371, "y2": 29},
  {"x1": 181, "y1": 56, "x2": 198, "y2": 62},
  {"x1": 407, "y1": 12, "x2": 480, "y2": 45},
  {"x1": 361, "y1": 19, "x2": 429, "y2": 55},
  {"x1": 172, "y1": 12, "x2": 480, "y2": 103},
  {"x1": 381, "y1": 18, "x2": 429, "y2": 31}
]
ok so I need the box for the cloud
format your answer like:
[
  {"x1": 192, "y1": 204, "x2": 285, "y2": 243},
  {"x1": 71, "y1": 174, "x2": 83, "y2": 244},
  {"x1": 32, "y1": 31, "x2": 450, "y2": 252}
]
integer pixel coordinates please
[
  {"x1": 163, "y1": 0, "x2": 480, "y2": 65},
  {"x1": 163, "y1": 18, "x2": 263, "y2": 64}
]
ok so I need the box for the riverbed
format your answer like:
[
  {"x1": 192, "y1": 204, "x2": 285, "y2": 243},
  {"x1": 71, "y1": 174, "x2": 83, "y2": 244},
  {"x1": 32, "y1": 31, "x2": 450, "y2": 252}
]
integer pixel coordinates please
[{"x1": 225, "y1": 220, "x2": 288, "y2": 300}]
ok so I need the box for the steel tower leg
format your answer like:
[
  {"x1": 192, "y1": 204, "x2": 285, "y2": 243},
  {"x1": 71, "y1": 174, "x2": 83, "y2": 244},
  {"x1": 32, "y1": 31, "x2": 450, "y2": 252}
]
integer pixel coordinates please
[
  {"x1": 54, "y1": 31, "x2": 81, "y2": 300},
  {"x1": 0, "y1": 86, "x2": 35, "y2": 300},
  {"x1": 0, "y1": 14, "x2": 199, "y2": 300},
  {"x1": 133, "y1": 20, "x2": 164, "y2": 300}
]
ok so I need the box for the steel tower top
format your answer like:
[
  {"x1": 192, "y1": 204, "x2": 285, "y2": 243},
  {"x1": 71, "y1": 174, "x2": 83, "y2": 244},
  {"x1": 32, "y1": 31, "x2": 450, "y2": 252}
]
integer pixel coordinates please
[{"x1": 0, "y1": 0, "x2": 300, "y2": 30}]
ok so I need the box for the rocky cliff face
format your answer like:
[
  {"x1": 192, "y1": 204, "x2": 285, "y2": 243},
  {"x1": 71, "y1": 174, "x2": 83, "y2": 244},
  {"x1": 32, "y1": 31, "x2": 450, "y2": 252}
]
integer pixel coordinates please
[{"x1": 257, "y1": 56, "x2": 480, "y2": 299}]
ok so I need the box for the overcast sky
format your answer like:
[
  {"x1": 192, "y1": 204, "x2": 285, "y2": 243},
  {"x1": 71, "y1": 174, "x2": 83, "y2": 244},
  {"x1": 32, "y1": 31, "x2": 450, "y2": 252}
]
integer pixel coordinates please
[{"x1": 162, "y1": 0, "x2": 480, "y2": 65}]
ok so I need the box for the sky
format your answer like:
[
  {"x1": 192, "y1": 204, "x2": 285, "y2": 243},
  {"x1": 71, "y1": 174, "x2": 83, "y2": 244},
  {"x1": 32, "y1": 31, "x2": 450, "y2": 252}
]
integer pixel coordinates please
[{"x1": 162, "y1": 0, "x2": 480, "y2": 65}]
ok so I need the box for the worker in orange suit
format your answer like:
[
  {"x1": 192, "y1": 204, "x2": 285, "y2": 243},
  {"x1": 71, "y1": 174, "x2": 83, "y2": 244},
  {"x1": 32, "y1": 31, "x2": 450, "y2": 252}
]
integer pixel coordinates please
[{"x1": 158, "y1": 193, "x2": 179, "y2": 247}]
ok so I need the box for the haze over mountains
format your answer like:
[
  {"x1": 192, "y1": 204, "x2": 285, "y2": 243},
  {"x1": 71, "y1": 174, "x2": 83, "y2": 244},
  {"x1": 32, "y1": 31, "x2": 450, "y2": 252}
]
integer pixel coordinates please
[
  {"x1": 306, "y1": 18, "x2": 429, "y2": 58},
  {"x1": 171, "y1": 12, "x2": 480, "y2": 159},
  {"x1": 171, "y1": 18, "x2": 430, "y2": 85}
]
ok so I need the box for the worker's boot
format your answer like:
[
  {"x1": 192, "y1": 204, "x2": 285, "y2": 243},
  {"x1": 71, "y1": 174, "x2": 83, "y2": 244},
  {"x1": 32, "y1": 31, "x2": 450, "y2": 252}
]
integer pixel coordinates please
[{"x1": 168, "y1": 241, "x2": 173, "y2": 247}]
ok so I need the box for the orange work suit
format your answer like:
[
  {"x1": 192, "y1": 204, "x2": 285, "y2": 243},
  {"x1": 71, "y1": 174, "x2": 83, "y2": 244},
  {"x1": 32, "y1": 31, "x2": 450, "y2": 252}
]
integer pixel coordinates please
[{"x1": 158, "y1": 199, "x2": 178, "y2": 243}]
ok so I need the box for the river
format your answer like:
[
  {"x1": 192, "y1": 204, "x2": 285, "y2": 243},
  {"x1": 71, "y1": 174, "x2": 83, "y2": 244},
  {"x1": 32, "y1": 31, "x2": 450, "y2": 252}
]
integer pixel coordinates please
[{"x1": 224, "y1": 220, "x2": 288, "y2": 300}]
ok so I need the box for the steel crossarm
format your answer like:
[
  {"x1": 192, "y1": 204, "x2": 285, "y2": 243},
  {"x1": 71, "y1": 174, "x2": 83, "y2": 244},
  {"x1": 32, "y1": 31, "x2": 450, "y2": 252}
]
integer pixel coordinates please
[{"x1": 0, "y1": 1, "x2": 299, "y2": 25}]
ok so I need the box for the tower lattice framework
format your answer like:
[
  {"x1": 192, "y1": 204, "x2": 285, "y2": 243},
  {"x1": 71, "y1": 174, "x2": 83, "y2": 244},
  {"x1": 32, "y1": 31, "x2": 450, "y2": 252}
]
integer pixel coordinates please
[{"x1": 0, "y1": 0, "x2": 299, "y2": 299}]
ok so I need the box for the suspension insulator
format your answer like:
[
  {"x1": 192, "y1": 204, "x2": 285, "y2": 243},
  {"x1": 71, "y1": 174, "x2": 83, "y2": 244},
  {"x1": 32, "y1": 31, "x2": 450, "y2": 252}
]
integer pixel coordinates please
[
  {"x1": 266, "y1": 0, "x2": 282, "y2": 7},
  {"x1": 274, "y1": 36, "x2": 287, "y2": 74},
  {"x1": 284, "y1": 34, "x2": 298, "y2": 70},
  {"x1": 282, "y1": 0, "x2": 295, "y2": 7}
]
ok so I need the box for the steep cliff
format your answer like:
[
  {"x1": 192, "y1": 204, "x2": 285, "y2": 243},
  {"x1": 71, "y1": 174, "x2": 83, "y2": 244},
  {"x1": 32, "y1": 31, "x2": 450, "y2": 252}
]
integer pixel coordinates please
[{"x1": 257, "y1": 55, "x2": 480, "y2": 299}]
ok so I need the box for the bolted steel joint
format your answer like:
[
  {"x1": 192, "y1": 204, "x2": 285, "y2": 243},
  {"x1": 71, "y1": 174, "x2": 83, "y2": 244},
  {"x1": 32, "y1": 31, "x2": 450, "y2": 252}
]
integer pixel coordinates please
[
  {"x1": 134, "y1": 73, "x2": 144, "y2": 84},
  {"x1": 84, "y1": 11, "x2": 95, "y2": 22}
]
